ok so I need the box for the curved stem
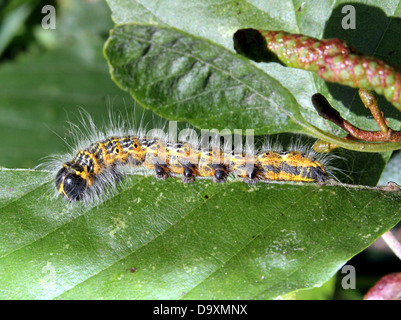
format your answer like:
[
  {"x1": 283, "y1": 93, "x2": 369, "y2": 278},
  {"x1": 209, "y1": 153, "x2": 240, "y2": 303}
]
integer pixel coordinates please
[{"x1": 305, "y1": 124, "x2": 401, "y2": 153}]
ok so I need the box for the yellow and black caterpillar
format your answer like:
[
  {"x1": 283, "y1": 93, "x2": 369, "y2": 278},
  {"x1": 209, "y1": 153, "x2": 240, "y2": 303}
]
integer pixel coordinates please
[{"x1": 54, "y1": 131, "x2": 331, "y2": 202}]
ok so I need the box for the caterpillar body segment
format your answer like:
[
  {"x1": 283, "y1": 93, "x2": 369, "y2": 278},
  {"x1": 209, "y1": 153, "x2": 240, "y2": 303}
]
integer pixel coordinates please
[{"x1": 257, "y1": 151, "x2": 328, "y2": 183}]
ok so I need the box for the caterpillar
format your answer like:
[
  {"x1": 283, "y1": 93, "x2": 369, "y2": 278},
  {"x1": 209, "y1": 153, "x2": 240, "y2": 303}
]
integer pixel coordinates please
[
  {"x1": 50, "y1": 112, "x2": 334, "y2": 203},
  {"x1": 235, "y1": 29, "x2": 401, "y2": 110}
]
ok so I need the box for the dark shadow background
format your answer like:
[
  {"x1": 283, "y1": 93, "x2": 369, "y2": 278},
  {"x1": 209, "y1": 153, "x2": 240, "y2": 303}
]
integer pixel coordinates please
[{"x1": 0, "y1": 0, "x2": 57, "y2": 62}]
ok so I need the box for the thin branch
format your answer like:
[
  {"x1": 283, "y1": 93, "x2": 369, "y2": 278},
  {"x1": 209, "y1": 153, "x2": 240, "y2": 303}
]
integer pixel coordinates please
[
  {"x1": 311, "y1": 93, "x2": 401, "y2": 143},
  {"x1": 381, "y1": 230, "x2": 401, "y2": 261}
]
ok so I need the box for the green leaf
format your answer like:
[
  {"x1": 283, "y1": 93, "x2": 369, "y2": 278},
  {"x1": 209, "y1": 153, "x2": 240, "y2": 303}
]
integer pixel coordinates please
[
  {"x1": 294, "y1": 275, "x2": 337, "y2": 300},
  {"x1": 104, "y1": 24, "x2": 306, "y2": 135},
  {"x1": 0, "y1": 1, "x2": 36, "y2": 56},
  {"x1": 378, "y1": 151, "x2": 401, "y2": 186},
  {"x1": 106, "y1": 0, "x2": 401, "y2": 133},
  {"x1": 1, "y1": 168, "x2": 401, "y2": 299}
]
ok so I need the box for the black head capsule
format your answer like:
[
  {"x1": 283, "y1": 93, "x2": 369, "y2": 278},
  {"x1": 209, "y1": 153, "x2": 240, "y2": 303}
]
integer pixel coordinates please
[{"x1": 55, "y1": 166, "x2": 88, "y2": 201}]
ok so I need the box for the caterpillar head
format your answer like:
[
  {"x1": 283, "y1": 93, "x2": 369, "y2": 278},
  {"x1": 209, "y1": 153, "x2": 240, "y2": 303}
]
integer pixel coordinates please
[{"x1": 55, "y1": 165, "x2": 88, "y2": 201}]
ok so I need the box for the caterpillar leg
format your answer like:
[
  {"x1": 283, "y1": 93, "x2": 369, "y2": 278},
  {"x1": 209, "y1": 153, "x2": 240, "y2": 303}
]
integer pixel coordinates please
[
  {"x1": 230, "y1": 154, "x2": 260, "y2": 183},
  {"x1": 211, "y1": 164, "x2": 228, "y2": 183},
  {"x1": 242, "y1": 165, "x2": 260, "y2": 183},
  {"x1": 154, "y1": 164, "x2": 169, "y2": 180},
  {"x1": 181, "y1": 163, "x2": 197, "y2": 183}
]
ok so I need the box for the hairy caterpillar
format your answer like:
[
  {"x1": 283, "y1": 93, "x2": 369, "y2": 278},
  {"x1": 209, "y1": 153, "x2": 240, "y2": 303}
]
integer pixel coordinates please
[
  {"x1": 49, "y1": 112, "x2": 335, "y2": 203},
  {"x1": 236, "y1": 29, "x2": 401, "y2": 110}
]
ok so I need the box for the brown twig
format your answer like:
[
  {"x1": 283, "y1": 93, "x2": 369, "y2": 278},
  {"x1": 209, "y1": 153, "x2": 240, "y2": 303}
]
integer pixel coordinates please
[
  {"x1": 311, "y1": 93, "x2": 401, "y2": 143},
  {"x1": 358, "y1": 89, "x2": 389, "y2": 134}
]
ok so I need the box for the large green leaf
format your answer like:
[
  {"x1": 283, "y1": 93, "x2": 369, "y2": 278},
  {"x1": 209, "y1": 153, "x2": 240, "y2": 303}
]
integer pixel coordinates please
[
  {"x1": 105, "y1": 24, "x2": 305, "y2": 135},
  {"x1": 1, "y1": 168, "x2": 401, "y2": 299}
]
